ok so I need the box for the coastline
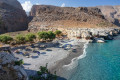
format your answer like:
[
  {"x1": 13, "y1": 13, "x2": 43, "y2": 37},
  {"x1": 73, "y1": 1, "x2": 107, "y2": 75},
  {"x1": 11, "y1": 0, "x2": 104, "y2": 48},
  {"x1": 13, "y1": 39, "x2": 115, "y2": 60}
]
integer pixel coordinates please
[
  {"x1": 12, "y1": 39, "x2": 88, "y2": 79},
  {"x1": 50, "y1": 40, "x2": 88, "y2": 80}
]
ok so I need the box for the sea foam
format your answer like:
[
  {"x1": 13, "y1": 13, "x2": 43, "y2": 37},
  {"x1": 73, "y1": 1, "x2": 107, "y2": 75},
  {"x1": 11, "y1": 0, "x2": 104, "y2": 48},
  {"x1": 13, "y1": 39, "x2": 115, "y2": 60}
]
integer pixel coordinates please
[
  {"x1": 63, "y1": 41, "x2": 88, "y2": 68},
  {"x1": 61, "y1": 41, "x2": 89, "y2": 79}
]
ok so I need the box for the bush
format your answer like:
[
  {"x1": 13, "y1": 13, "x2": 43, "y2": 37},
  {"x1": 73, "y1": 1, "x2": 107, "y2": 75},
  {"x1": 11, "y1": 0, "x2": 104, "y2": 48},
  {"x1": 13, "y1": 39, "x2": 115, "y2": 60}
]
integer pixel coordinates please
[
  {"x1": 25, "y1": 33, "x2": 36, "y2": 42},
  {"x1": 15, "y1": 59, "x2": 24, "y2": 66},
  {"x1": 0, "y1": 35, "x2": 13, "y2": 43},
  {"x1": 48, "y1": 31, "x2": 56, "y2": 40},
  {"x1": 38, "y1": 32, "x2": 49, "y2": 40},
  {"x1": 16, "y1": 35, "x2": 25, "y2": 43},
  {"x1": 30, "y1": 63, "x2": 57, "y2": 80},
  {"x1": 54, "y1": 30, "x2": 62, "y2": 36}
]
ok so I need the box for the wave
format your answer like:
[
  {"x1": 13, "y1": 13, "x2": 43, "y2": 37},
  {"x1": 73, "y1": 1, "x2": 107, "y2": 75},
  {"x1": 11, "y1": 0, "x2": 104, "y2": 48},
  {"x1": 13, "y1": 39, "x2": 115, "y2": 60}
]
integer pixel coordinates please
[
  {"x1": 61, "y1": 41, "x2": 89, "y2": 79},
  {"x1": 78, "y1": 41, "x2": 88, "y2": 59},
  {"x1": 63, "y1": 41, "x2": 88, "y2": 68}
]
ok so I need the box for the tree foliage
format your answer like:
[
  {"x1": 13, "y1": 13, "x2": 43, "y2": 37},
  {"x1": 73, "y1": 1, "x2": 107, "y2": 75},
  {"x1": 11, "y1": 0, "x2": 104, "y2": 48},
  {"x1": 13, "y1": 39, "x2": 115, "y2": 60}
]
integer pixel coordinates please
[
  {"x1": 25, "y1": 33, "x2": 36, "y2": 42},
  {"x1": 38, "y1": 32, "x2": 49, "y2": 40},
  {"x1": 54, "y1": 30, "x2": 62, "y2": 36},
  {"x1": 38, "y1": 31, "x2": 56, "y2": 41},
  {"x1": 0, "y1": 35, "x2": 13, "y2": 43},
  {"x1": 15, "y1": 59, "x2": 24, "y2": 66},
  {"x1": 48, "y1": 31, "x2": 56, "y2": 40},
  {"x1": 16, "y1": 35, "x2": 26, "y2": 43}
]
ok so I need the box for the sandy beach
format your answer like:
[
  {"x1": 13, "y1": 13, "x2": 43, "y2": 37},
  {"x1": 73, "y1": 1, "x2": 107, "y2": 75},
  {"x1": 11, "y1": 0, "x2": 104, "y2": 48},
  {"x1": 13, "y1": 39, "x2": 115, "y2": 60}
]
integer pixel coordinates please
[{"x1": 11, "y1": 39, "x2": 87, "y2": 79}]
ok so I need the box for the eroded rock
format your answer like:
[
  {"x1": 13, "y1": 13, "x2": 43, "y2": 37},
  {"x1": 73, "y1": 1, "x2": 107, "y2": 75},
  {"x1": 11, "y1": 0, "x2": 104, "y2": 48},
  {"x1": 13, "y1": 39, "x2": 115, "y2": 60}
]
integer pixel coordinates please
[
  {"x1": 0, "y1": 0, "x2": 28, "y2": 34},
  {"x1": 0, "y1": 52, "x2": 28, "y2": 80}
]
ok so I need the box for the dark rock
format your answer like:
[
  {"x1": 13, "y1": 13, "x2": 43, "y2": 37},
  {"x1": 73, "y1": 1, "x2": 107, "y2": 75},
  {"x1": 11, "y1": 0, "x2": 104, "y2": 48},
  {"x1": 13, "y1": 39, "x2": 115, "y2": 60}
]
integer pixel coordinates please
[{"x1": 0, "y1": 0, "x2": 28, "y2": 34}]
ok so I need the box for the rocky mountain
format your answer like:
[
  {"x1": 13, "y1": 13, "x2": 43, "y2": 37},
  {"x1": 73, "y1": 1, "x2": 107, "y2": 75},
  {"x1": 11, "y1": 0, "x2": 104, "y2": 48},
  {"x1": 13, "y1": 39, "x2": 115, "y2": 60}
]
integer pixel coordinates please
[
  {"x1": 28, "y1": 5, "x2": 116, "y2": 32},
  {"x1": 0, "y1": 0, "x2": 22, "y2": 9},
  {"x1": 0, "y1": 0, "x2": 28, "y2": 34},
  {"x1": 97, "y1": 6, "x2": 120, "y2": 26},
  {"x1": 0, "y1": 49, "x2": 28, "y2": 80}
]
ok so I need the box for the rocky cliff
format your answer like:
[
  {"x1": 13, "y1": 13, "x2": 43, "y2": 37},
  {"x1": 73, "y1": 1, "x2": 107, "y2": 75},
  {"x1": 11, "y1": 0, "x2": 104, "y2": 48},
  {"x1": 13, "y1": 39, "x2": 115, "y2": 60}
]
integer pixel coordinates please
[
  {"x1": 0, "y1": 0, "x2": 22, "y2": 9},
  {"x1": 28, "y1": 5, "x2": 115, "y2": 32},
  {"x1": 97, "y1": 6, "x2": 120, "y2": 26},
  {"x1": 0, "y1": 49, "x2": 28, "y2": 80},
  {"x1": 0, "y1": 0, "x2": 28, "y2": 34}
]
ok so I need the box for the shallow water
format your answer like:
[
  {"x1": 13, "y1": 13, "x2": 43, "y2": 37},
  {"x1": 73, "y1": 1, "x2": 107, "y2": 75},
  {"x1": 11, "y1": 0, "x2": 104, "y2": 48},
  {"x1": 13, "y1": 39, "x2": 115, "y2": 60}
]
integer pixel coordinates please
[{"x1": 69, "y1": 36, "x2": 120, "y2": 80}]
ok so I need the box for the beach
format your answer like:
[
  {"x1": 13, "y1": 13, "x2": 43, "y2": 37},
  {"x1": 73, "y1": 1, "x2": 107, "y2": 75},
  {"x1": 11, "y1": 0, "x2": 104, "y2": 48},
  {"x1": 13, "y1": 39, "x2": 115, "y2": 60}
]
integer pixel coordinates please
[
  {"x1": 50, "y1": 41, "x2": 85, "y2": 80},
  {"x1": 11, "y1": 39, "x2": 87, "y2": 79}
]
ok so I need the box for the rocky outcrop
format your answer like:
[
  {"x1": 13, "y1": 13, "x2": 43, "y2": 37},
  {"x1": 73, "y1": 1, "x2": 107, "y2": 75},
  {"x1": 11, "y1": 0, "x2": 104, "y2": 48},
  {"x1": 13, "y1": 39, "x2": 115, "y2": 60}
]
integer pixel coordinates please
[
  {"x1": 28, "y1": 5, "x2": 116, "y2": 32},
  {"x1": 0, "y1": 0, "x2": 28, "y2": 34},
  {"x1": 97, "y1": 6, "x2": 120, "y2": 26},
  {"x1": 0, "y1": 0, "x2": 22, "y2": 9},
  {"x1": 66, "y1": 28, "x2": 120, "y2": 40},
  {"x1": 92, "y1": 38, "x2": 105, "y2": 43},
  {"x1": 0, "y1": 48, "x2": 28, "y2": 80}
]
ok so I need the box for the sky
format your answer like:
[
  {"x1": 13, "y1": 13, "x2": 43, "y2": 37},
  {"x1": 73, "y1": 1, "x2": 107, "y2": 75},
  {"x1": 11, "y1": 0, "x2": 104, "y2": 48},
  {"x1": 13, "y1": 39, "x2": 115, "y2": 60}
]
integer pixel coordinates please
[{"x1": 18, "y1": 0, "x2": 120, "y2": 12}]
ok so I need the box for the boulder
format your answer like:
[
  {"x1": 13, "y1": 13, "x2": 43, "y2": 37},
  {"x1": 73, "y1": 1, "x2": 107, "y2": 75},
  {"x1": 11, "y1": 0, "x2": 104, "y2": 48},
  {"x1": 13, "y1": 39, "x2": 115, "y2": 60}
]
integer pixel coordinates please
[
  {"x1": 81, "y1": 31, "x2": 92, "y2": 39},
  {"x1": 98, "y1": 31, "x2": 108, "y2": 37},
  {"x1": 93, "y1": 38, "x2": 105, "y2": 43},
  {"x1": 0, "y1": 52, "x2": 28, "y2": 80}
]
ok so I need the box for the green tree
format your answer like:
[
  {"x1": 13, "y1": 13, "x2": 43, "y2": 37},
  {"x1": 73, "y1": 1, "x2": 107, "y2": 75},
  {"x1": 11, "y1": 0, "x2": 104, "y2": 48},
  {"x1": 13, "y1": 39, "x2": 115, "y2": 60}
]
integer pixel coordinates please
[
  {"x1": 16, "y1": 35, "x2": 25, "y2": 43},
  {"x1": 0, "y1": 35, "x2": 13, "y2": 44},
  {"x1": 48, "y1": 31, "x2": 56, "y2": 40},
  {"x1": 54, "y1": 30, "x2": 62, "y2": 36},
  {"x1": 15, "y1": 59, "x2": 24, "y2": 66},
  {"x1": 38, "y1": 32, "x2": 49, "y2": 40},
  {"x1": 25, "y1": 33, "x2": 36, "y2": 42}
]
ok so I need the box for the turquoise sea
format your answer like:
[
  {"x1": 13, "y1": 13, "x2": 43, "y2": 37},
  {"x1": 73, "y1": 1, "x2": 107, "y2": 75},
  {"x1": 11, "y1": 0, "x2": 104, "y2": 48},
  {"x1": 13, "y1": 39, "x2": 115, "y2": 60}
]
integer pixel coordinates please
[{"x1": 69, "y1": 36, "x2": 120, "y2": 80}]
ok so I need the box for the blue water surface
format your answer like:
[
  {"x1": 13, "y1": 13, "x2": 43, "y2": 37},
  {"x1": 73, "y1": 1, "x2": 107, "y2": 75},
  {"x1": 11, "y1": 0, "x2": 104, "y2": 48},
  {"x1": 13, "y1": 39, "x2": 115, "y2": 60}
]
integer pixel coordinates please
[{"x1": 70, "y1": 36, "x2": 120, "y2": 80}]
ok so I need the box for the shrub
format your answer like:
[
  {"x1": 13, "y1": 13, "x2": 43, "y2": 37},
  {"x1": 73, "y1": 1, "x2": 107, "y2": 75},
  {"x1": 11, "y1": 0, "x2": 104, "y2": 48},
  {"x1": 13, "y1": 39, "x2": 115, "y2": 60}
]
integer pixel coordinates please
[
  {"x1": 16, "y1": 35, "x2": 25, "y2": 43},
  {"x1": 0, "y1": 35, "x2": 13, "y2": 43},
  {"x1": 54, "y1": 30, "x2": 62, "y2": 36},
  {"x1": 48, "y1": 31, "x2": 56, "y2": 40},
  {"x1": 38, "y1": 32, "x2": 49, "y2": 40},
  {"x1": 25, "y1": 33, "x2": 36, "y2": 42},
  {"x1": 30, "y1": 63, "x2": 57, "y2": 80},
  {"x1": 15, "y1": 59, "x2": 24, "y2": 66}
]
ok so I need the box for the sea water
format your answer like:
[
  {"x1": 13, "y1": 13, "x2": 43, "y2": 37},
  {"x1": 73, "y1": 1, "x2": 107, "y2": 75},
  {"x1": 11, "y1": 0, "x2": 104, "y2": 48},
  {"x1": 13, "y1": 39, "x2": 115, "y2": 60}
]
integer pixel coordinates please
[{"x1": 69, "y1": 36, "x2": 120, "y2": 80}]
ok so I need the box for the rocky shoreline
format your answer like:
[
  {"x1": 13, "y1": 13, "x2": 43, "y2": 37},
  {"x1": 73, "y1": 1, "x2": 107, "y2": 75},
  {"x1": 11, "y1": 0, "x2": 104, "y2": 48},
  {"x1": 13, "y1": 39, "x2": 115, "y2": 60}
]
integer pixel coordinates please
[{"x1": 65, "y1": 28, "x2": 120, "y2": 42}]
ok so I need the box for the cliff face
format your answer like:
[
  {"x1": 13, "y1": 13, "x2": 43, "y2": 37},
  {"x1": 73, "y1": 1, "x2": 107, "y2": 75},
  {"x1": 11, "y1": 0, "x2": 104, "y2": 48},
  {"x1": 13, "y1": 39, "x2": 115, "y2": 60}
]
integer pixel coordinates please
[
  {"x1": 0, "y1": 0, "x2": 28, "y2": 34},
  {"x1": 0, "y1": 0, "x2": 22, "y2": 9},
  {"x1": 97, "y1": 6, "x2": 120, "y2": 26},
  {"x1": 0, "y1": 51, "x2": 28, "y2": 80},
  {"x1": 29, "y1": 5, "x2": 115, "y2": 31}
]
